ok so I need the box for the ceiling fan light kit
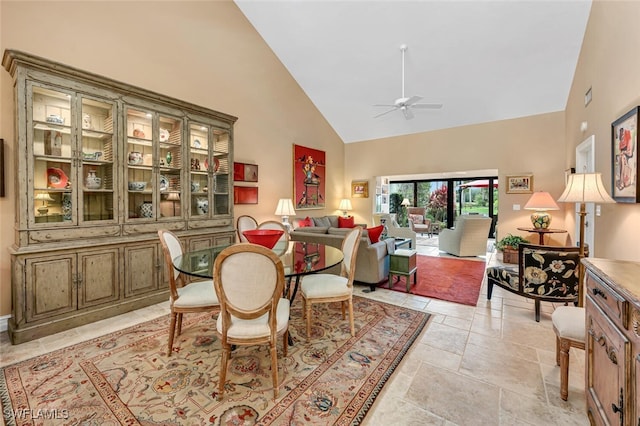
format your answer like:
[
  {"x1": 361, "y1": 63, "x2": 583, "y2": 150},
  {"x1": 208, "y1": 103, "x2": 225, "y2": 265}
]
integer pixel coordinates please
[{"x1": 374, "y1": 44, "x2": 443, "y2": 120}]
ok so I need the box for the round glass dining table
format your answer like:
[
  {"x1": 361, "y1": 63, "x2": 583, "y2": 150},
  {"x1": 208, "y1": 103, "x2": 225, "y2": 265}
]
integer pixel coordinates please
[{"x1": 172, "y1": 240, "x2": 344, "y2": 304}]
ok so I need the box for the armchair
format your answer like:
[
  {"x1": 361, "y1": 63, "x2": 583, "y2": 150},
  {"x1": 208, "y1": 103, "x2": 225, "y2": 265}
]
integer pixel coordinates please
[
  {"x1": 373, "y1": 213, "x2": 416, "y2": 249},
  {"x1": 486, "y1": 243, "x2": 581, "y2": 322},
  {"x1": 438, "y1": 215, "x2": 492, "y2": 257},
  {"x1": 406, "y1": 207, "x2": 432, "y2": 236}
]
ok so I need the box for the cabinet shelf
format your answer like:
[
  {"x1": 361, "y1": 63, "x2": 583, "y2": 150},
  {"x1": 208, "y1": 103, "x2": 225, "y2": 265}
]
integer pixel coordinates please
[{"x1": 128, "y1": 138, "x2": 152, "y2": 147}]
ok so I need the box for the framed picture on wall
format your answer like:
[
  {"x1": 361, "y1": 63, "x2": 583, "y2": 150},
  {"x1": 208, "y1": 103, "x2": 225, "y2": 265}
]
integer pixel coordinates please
[
  {"x1": 351, "y1": 180, "x2": 369, "y2": 198},
  {"x1": 234, "y1": 186, "x2": 258, "y2": 204},
  {"x1": 611, "y1": 106, "x2": 639, "y2": 203},
  {"x1": 293, "y1": 144, "x2": 326, "y2": 209},
  {"x1": 506, "y1": 174, "x2": 533, "y2": 194},
  {"x1": 233, "y1": 162, "x2": 258, "y2": 182}
]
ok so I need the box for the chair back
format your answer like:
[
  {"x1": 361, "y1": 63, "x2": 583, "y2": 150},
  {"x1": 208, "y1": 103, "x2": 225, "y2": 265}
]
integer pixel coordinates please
[
  {"x1": 158, "y1": 230, "x2": 184, "y2": 300},
  {"x1": 236, "y1": 215, "x2": 258, "y2": 242},
  {"x1": 518, "y1": 243, "x2": 581, "y2": 300},
  {"x1": 258, "y1": 220, "x2": 290, "y2": 249},
  {"x1": 214, "y1": 243, "x2": 285, "y2": 328},
  {"x1": 341, "y1": 226, "x2": 363, "y2": 285}
]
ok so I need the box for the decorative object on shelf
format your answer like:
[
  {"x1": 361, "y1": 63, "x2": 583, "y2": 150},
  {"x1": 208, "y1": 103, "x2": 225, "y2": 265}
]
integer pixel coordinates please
[
  {"x1": 133, "y1": 129, "x2": 145, "y2": 139},
  {"x1": 34, "y1": 192, "x2": 54, "y2": 216},
  {"x1": 45, "y1": 114, "x2": 64, "y2": 125},
  {"x1": 159, "y1": 128, "x2": 170, "y2": 142},
  {"x1": 166, "y1": 192, "x2": 180, "y2": 216},
  {"x1": 85, "y1": 169, "x2": 102, "y2": 190},
  {"x1": 195, "y1": 197, "x2": 208, "y2": 215},
  {"x1": 339, "y1": 198, "x2": 352, "y2": 217},
  {"x1": 274, "y1": 198, "x2": 296, "y2": 231},
  {"x1": 204, "y1": 158, "x2": 209, "y2": 171},
  {"x1": 242, "y1": 229, "x2": 284, "y2": 249},
  {"x1": 139, "y1": 201, "x2": 153, "y2": 218},
  {"x1": 506, "y1": 174, "x2": 533, "y2": 194},
  {"x1": 94, "y1": 151, "x2": 102, "y2": 161},
  {"x1": 165, "y1": 151, "x2": 172, "y2": 166},
  {"x1": 61, "y1": 193, "x2": 72, "y2": 221},
  {"x1": 128, "y1": 152, "x2": 143, "y2": 165},
  {"x1": 193, "y1": 139, "x2": 201, "y2": 149},
  {"x1": 294, "y1": 144, "x2": 325, "y2": 209},
  {"x1": 611, "y1": 105, "x2": 639, "y2": 203},
  {"x1": 191, "y1": 182, "x2": 200, "y2": 193},
  {"x1": 557, "y1": 172, "x2": 616, "y2": 305},
  {"x1": 233, "y1": 186, "x2": 258, "y2": 205},
  {"x1": 44, "y1": 130, "x2": 62, "y2": 156},
  {"x1": 128, "y1": 181, "x2": 146, "y2": 191},
  {"x1": 46, "y1": 167, "x2": 68, "y2": 189},
  {"x1": 159, "y1": 175, "x2": 169, "y2": 192},
  {"x1": 82, "y1": 113, "x2": 92, "y2": 130},
  {"x1": 523, "y1": 191, "x2": 560, "y2": 229},
  {"x1": 351, "y1": 180, "x2": 369, "y2": 198},
  {"x1": 190, "y1": 158, "x2": 200, "y2": 171}
]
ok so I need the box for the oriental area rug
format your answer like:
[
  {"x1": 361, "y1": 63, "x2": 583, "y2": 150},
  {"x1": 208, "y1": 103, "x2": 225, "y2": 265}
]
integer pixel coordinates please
[
  {"x1": 382, "y1": 255, "x2": 487, "y2": 306},
  {"x1": 0, "y1": 296, "x2": 429, "y2": 425}
]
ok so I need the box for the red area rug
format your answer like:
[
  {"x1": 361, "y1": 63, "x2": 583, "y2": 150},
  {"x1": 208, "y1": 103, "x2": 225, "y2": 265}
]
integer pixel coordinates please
[
  {"x1": 381, "y1": 255, "x2": 487, "y2": 306},
  {"x1": 0, "y1": 296, "x2": 429, "y2": 425}
]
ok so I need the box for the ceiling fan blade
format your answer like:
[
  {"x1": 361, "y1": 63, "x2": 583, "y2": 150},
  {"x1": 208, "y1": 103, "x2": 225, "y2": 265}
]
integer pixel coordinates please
[
  {"x1": 404, "y1": 95, "x2": 423, "y2": 105},
  {"x1": 402, "y1": 107, "x2": 414, "y2": 120},
  {"x1": 412, "y1": 103, "x2": 443, "y2": 109},
  {"x1": 373, "y1": 103, "x2": 396, "y2": 107},
  {"x1": 373, "y1": 107, "x2": 398, "y2": 118}
]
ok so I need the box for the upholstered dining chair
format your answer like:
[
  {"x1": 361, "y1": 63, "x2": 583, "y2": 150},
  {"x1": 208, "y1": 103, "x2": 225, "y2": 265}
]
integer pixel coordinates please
[
  {"x1": 158, "y1": 230, "x2": 219, "y2": 357},
  {"x1": 551, "y1": 306, "x2": 585, "y2": 401},
  {"x1": 213, "y1": 243, "x2": 289, "y2": 400},
  {"x1": 236, "y1": 215, "x2": 258, "y2": 242},
  {"x1": 486, "y1": 243, "x2": 581, "y2": 321},
  {"x1": 300, "y1": 226, "x2": 363, "y2": 340}
]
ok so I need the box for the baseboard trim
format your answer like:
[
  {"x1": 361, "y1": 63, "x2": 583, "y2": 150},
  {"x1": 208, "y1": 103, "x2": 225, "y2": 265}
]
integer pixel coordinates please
[{"x1": 0, "y1": 314, "x2": 10, "y2": 332}]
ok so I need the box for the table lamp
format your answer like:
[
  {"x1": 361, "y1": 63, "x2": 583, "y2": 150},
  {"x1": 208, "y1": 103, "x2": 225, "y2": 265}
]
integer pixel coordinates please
[
  {"x1": 35, "y1": 192, "x2": 54, "y2": 215},
  {"x1": 339, "y1": 198, "x2": 352, "y2": 217},
  {"x1": 166, "y1": 192, "x2": 180, "y2": 216},
  {"x1": 275, "y1": 198, "x2": 296, "y2": 231},
  {"x1": 524, "y1": 191, "x2": 560, "y2": 229},
  {"x1": 557, "y1": 172, "x2": 615, "y2": 306}
]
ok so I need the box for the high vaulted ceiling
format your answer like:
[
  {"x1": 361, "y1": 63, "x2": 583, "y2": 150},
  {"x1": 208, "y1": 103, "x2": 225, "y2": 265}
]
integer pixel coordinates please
[{"x1": 235, "y1": 0, "x2": 592, "y2": 143}]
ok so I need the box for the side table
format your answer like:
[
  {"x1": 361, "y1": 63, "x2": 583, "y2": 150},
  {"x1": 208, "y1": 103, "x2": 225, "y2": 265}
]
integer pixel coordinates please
[
  {"x1": 389, "y1": 249, "x2": 418, "y2": 292},
  {"x1": 516, "y1": 227, "x2": 567, "y2": 245}
]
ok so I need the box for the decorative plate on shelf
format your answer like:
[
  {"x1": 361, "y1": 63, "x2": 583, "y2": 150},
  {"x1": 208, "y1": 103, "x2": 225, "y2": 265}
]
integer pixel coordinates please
[
  {"x1": 47, "y1": 167, "x2": 69, "y2": 189},
  {"x1": 193, "y1": 139, "x2": 201, "y2": 149},
  {"x1": 159, "y1": 128, "x2": 170, "y2": 142},
  {"x1": 159, "y1": 175, "x2": 169, "y2": 191}
]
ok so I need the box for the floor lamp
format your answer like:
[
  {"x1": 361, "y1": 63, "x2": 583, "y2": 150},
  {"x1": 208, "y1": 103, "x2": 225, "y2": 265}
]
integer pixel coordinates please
[{"x1": 557, "y1": 172, "x2": 615, "y2": 306}]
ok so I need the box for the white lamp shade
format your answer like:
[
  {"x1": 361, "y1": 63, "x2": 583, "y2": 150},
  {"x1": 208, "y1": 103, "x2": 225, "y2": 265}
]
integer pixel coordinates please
[
  {"x1": 524, "y1": 191, "x2": 560, "y2": 210},
  {"x1": 274, "y1": 198, "x2": 296, "y2": 216},
  {"x1": 557, "y1": 173, "x2": 616, "y2": 204},
  {"x1": 401, "y1": 198, "x2": 411, "y2": 206},
  {"x1": 339, "y1": 199, "x2": 352, "y2": 211},
  {"x1": 35, "y1": 193, "x2": 55, "y2": 202}
]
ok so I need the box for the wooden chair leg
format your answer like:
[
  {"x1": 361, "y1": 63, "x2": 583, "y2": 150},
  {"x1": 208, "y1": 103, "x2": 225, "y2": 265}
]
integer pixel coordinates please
[
  {"x1": 282, "y1": 330, "x2": 288, "y2": 357},
  {"x1": 176, "y1": 313, "x2": 183, "y2": 336},
  {"x1": 306, "y1": 300, "x2": 313, "y2": 340},
  {"x1": 167, "y1": 312, "x2": 177, "y2": 356},
  {"x1": 348, "y1": 298, "x2": 355, "y2": 337},
  {"x1": 341, "y1": 301, "x2": 346, "y2": 319},
  {"x1": 535, "y1": 300, "x2": 541, "y2": 322},
  {"x1": 555, "y1": 336, "x2": 560, "y2": 366},
  {"x1": 270, "y1": 342, "x2": 279, "y2": 399},
  {"x1": 559, "y1": 338, "x2": 571, "y2": 401},
  {"x1": 218, "y1": 344, "x2": 231, "y2": 400}
]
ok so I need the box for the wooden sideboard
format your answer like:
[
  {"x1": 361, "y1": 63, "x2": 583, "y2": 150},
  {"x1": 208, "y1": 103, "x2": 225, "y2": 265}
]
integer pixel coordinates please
[{"x1": 583, "y1": 258, "x2": 640, "y2": 425}]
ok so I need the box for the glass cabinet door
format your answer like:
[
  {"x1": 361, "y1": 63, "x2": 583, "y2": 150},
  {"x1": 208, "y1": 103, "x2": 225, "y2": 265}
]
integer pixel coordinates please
[
  {"x1": 125, "y1": 108, "x2": 154, "y2": 220},
  {"x1": 31, "y1": 85, "x2": 73, "y2": 225},
  {"x1": 188, "y1": 123, "x2": 230, "y2": 218},
  {"x1": 79, "y1": 96, "x2": 116, "y2": 222},
  {"x1": 158, "y1": 115, "x2": 182, "y2": 218}
]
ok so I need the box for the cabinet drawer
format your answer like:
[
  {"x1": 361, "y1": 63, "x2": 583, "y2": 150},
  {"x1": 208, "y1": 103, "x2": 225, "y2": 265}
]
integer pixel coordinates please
[{"x1": 586, "y1": 270, "x2": 628, "y2": 330}]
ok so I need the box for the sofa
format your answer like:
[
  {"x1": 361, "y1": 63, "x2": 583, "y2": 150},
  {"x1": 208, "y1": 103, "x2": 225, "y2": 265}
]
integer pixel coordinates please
[
  {"x1": 438, "y1": 214, "x2": 492, "y2": 257},
  {"x1": 290, "y1": 215, "x2": 394, "y2": 285}
]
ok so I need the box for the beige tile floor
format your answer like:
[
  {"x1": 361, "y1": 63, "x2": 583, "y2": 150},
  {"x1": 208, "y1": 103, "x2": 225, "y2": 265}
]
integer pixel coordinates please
[{"x1": 0, "y1": 240, "x2": 588, "y2": 425}]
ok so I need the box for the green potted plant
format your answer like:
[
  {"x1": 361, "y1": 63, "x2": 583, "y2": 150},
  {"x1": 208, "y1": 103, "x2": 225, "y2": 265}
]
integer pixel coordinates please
[{"x1": 495, "y1": 234, "x2": 529, "y2": 264}]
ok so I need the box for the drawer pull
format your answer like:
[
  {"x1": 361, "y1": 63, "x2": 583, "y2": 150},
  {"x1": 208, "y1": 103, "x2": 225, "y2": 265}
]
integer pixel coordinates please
[{"x1": 591, "y1": 287, "x2": 608, "y2": 299}]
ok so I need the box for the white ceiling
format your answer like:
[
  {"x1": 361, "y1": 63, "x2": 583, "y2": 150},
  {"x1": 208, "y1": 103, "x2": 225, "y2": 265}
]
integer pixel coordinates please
[{"x1": 235, "y1": 0, "x2": 592, "y2": 144}]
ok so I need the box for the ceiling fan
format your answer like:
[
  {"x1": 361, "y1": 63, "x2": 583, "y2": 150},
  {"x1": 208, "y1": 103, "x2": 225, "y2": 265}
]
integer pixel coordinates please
[{"x1": 373, "y1": 44, "x2": 443, "y2": 120}]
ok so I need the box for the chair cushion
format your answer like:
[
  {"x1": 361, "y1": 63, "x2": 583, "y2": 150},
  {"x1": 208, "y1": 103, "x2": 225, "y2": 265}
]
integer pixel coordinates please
[
  {"x1": 367, "y1": 225, "x2": 384, "y2": 243},
  {"x1": 217, "y1": 298, "x2": 290, "y2": 339},
  {"x1": 409, "y1": 214, "x2": 424, "y2": 224},
  {"x1": 301, "y1": 274, "x2": 351, "y2": 298},
  {"x1": 552, "y1": 306, "x2": 585, "y2": 342},
  {"x1": 174, "y1": 280, "x2": 218, "y2": 308}
]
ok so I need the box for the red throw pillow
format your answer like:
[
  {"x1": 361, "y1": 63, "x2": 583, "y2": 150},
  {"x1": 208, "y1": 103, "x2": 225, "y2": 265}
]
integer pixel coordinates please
[
  {"x1": 338, "y1": 216, "x2": 355, "y2": 228},
  {"x1": 367, "y1": 225, "x2": 384, "y2": 244},
  {"x1": 299, "y1": 217, "x2": 313, "y2": 227}
]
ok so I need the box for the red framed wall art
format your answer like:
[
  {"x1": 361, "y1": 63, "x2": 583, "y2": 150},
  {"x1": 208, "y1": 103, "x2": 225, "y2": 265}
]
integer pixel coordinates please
[{"x1": 293, "y1": 144, "x2": 325, "y2": 210}]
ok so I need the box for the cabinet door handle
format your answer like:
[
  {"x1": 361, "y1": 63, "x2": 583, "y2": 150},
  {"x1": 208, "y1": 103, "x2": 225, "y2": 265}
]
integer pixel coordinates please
[
  {"x1": 611, "y1": 388, "x2": 624, "y2": 425},
  {"x1": 592, "y1": 287, "x2": 608, "y2": 299},
  {"x1": 588, "y1": 328, "x2": 606, "y2": 346}
]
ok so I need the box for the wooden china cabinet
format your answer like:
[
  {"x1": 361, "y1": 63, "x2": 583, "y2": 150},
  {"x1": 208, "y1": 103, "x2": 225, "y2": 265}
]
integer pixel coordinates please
[{"x1": 3, "y1": 50, "x2": 236, "y2": 344}]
